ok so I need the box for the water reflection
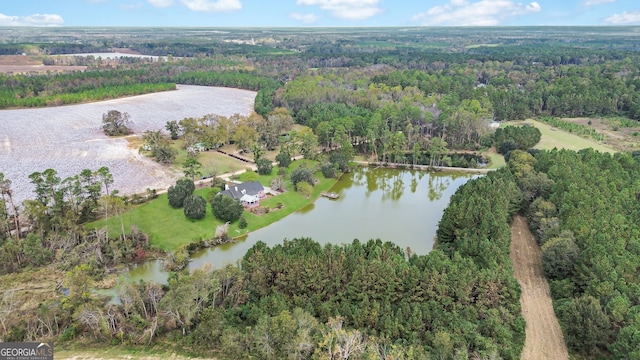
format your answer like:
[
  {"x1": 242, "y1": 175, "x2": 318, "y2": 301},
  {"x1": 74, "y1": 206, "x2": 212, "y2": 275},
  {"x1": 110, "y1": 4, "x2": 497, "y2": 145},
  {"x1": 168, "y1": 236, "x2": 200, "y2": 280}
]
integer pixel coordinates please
[{"x1": 123, "y1": 167, "x2": 478, "y2": 284}]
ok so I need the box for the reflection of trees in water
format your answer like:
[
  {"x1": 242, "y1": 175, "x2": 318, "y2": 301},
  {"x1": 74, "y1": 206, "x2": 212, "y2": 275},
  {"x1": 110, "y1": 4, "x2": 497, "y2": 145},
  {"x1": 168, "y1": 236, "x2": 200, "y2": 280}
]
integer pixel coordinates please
[
  {"x1": 410, "y1": 170, "x2": 425, "y2": 193},
  {"x1": 428, "y1": 174, "x2": 451, "y2": 201},
  {"x1": 366, "y1": 169, "x2": 405, "y2": 201}
]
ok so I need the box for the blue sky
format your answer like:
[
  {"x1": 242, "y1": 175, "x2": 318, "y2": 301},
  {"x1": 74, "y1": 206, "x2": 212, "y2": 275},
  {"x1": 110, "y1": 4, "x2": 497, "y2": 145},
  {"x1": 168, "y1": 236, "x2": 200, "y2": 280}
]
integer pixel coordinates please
[{"x1": 1, "y1": 0, "x2": 639, "y2": 27}]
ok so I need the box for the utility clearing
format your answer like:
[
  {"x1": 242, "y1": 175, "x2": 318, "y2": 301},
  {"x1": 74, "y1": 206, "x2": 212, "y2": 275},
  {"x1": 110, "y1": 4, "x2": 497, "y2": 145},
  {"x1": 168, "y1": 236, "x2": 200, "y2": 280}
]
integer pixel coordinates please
[{"x1": 510, "y1": 215, "x2": 569, "y2": 360}]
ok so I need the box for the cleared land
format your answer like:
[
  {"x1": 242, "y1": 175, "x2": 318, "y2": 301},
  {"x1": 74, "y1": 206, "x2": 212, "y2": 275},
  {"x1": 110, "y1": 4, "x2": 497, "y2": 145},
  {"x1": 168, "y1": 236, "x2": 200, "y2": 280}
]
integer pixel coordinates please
[
  {"x1": 0, "y1": 55, "x2": 87, "y2": 73},
  {"x1": 511, "y1": 215, "x2": 569, "y2": 360},
  {"x1": 504, "y1": 119, "x2": 616, "y2": 153},
  {"x1": 563, "y1": 117, "x2": 640, "y2": 152},
  {"x1": 0, "y1": 85, "x2": 256, "y2": 204}
]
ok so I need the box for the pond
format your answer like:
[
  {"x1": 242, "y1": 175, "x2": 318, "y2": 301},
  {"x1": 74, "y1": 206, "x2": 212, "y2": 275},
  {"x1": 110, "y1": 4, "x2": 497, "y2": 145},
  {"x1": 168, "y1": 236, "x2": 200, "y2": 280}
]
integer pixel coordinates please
[{"x1": 125, "y1": 167, "x2": 479, "y2": 284}]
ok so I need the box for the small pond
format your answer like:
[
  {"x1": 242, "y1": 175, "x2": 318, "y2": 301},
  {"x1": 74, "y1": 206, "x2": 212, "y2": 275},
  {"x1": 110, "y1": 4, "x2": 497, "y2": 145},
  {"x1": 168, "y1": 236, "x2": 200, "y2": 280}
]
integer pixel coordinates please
[{"x1": 125, "y1": 167, "x2": 479, "y2": 284}]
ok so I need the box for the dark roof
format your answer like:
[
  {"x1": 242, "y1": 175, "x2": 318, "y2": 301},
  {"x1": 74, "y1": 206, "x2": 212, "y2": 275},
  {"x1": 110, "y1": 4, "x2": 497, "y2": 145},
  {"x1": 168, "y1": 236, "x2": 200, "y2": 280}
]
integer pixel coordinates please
[{"x1": 219, "y1": 181, "x2": 264, "y2": 199}]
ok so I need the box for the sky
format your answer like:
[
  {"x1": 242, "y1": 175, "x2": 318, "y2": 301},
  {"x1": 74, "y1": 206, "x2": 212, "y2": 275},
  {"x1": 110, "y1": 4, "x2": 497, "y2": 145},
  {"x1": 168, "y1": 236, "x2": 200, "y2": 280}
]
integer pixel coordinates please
[{"x1": 1, "y1": 0, "x2": 640, "y2": 27}]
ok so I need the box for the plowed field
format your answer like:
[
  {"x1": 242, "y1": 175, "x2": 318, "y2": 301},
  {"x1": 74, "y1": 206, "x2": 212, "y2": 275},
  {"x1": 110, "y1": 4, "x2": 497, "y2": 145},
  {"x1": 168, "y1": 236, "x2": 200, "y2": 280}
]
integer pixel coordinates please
[{"x1": 0, "y1": 85, "x2": 256, "y2": 204}]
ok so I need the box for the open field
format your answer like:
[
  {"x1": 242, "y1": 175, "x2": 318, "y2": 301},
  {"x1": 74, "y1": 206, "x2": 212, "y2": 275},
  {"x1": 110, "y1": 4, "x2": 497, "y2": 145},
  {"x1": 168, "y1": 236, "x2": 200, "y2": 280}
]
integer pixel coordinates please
[
  {"x1": 504, "y1": 119, "x2": 616, "y2": 153},
  {"x1": 511, "y1": 215, "x2": 569, "y2": 360},
  {"x1": 0, "y1": 85, "x2": 256, "y2": 204},
  {"x1": 0, "y1": 55, "x2": 87, "y2": 73},
  {"x1": 563, "y1": 117, "x2": 640, "y2": 152}
]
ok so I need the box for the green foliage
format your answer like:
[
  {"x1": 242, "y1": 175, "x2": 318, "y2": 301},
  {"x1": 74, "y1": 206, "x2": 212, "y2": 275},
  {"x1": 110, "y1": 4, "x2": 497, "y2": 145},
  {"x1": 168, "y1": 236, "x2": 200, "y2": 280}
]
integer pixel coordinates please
[
  {"x1": 494, "y1": 125, "x2": 541, "y2": 155},
  {"x1": 210, "y1": 194, "x2": 243, "y2": 223},
  {"x1": 182, "y1": 156, "x2": 202, "y2": 181},
  {"x1": 167, "y1": 179, "x2": 195, "y2": 208},
  {"x1": 320, "y1": 162, "x2": 337, "y2": 179},
  {"x1": 256, "y1": 157, "x2": 273, "y2": 175},
  {"x1": 183, "y1": 195, "x2": 207, "y2": 220},
  {"x1": 296, "y1": 181, "x2": 313, "y2": 198},
  {"x1": 560, "y1": 295, "x2": 611, "y2": 355},
  {"x1": 102, "y1": 110, "x2": 133, "y2": 136},
  {"x1": 275, "y1": 150, "x2": 292, "y2": 168},
  {"x1": 238, "y1": 216, "x2": 248, "y2": 229},
  {"x1": 165, "y1": 120, "x2": 180, "y2": 140},
  {"x1": 541, "y1": 234, "x2": 580, "y2": 279},
  {"x1": 539, "y1": 117, "x2": 604, "y2": 142},
  {"x1": 290, "y1": 166, "x2": 314, "y2": 190}
]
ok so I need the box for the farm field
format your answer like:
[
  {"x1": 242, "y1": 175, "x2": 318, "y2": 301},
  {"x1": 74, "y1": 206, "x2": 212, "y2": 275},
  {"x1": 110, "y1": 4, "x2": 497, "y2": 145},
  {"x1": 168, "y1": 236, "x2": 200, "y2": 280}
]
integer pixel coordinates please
[
  {"x1": 504, "y1": 119, "x2": 617, "y2": 154},
  {"x1": 0, "y1": 85, "x2": 256, "y2": 204}
]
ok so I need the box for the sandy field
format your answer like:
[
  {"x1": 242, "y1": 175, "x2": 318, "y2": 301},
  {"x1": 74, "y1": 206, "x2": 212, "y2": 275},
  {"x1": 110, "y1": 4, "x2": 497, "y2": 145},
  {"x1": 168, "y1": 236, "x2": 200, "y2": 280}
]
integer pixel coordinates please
[{"x1": 0, "y1": 85, "x2": 256, "y2": 204}]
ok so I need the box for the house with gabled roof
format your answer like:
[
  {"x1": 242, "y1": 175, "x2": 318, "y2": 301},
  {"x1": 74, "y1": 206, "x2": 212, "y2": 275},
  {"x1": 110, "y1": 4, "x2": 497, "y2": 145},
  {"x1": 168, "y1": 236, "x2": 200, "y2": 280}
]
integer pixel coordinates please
[{"x1": 219, "y1": 181, "x2": 266, "y2": 208}]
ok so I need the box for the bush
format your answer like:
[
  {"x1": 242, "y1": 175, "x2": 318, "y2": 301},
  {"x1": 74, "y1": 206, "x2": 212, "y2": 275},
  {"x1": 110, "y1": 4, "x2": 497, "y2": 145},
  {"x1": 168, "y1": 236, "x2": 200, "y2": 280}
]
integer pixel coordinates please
[
  {"x1": 239, "y1": 216, "x2": 248, "y2": 229},
  {"x1": 183, "y1": 195, "x2": 207, "y2": 220},
  {"x1": 102, "y1": 110, "x2": 133, "y2": 136},
  {"x1": 320, "y1": 162, "x2": 337, "y2": 178},
  {"x1": 256, "y1": 158, "x2": 273, "y2": 175},
  {"x1": 211, "y1": 194, "x2": 244, "y2": 223},
  {"x1": 167, "y1": 179, "x2": 195, "y2": 208},
  {"x1": 276, "y1": 150, "x2": 292, "y2": 168},
  {"x1": 290, "y1": 166, "x2": 314, "y2": 190},
  {"x1": 296, "y1": 181, "x2": 313, "y2": 198}
]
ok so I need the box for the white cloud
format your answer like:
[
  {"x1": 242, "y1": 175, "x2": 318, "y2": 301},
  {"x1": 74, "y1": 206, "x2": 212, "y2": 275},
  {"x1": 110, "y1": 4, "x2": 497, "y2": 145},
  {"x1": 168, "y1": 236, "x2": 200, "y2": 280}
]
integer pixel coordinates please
[
  {"x1": 296, "y1": 0, "x2": 382, "y2": 21},
  {"x1": 604, "y1": 10, "x2": 640, "y2": 25},
  {"x1": 290, "y1": 13, "x2": 320, "y2": 24},
  {"x1": 148, "y1": 0, "x2": 174, "y2": 7},
  {"x1": 412, "y1": 0, "x2": 541, "y2": 26},
  {"x1": 0, "y1": 13, "x2": 64, "y2": 26},
  {"x1": 584, "y1": 0, "x2": 615, "y2": 7},
  {"x1": 181, "y1": 0, "x2": 241, "y2": 12}
]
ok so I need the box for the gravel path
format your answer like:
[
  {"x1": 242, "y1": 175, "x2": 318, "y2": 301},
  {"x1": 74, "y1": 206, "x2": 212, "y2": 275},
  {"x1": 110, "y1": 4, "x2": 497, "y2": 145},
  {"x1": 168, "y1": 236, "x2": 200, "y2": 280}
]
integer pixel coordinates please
[
  {"x1": 0, "y1": 85, "x2": 256, "y2": 204},
  {"x1": 511, "y1": 215, "x2": 569, "y2": 360}
]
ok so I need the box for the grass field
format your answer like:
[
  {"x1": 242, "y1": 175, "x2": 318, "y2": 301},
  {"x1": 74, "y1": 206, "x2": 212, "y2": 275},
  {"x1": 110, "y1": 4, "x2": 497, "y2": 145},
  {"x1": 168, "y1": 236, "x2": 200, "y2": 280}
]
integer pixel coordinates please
[
  {"x1": 170, "y1": 142, "x2": 252, "y2": 177},
  {"x1": 505, "y1": 119, "x2": 617, "y2": 153},
  {"x1": 89, "y1": 159, "x2": 338, "y2": 251}
]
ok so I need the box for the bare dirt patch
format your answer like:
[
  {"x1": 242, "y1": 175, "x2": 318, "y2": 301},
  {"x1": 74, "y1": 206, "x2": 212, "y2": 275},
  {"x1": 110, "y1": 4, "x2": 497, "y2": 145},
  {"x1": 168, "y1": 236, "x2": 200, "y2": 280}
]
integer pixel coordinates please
[
  {"x1": 0, "y1": 55, "x2": 87, "y2": 74},
  {"x1": 0, "y1": 85, "x2": 256, "y2": 204},
  {"x1": 511, "y1": 215, "x2": 569, "y2": 360},
  {"x1": 564, "y1": 117, "x2": 640, "y2": 152}
]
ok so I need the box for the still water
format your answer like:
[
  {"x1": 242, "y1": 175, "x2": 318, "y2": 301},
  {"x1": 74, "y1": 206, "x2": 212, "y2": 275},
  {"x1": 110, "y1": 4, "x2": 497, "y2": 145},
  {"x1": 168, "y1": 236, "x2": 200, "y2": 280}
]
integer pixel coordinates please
[{"x1": 126, "y1": 167, "x2": 477, "y2": 284}]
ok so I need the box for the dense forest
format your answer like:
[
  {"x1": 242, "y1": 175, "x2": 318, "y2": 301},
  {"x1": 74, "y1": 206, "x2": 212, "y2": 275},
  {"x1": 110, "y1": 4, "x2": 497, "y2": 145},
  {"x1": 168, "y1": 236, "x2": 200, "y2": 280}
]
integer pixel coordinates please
[{"x1": 2, "y1": 27, "x2": 640, "y2": 358}]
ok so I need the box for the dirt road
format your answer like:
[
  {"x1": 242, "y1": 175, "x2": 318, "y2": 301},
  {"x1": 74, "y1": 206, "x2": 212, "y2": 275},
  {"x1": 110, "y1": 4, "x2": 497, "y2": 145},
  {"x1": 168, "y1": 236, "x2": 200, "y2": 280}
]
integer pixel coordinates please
[{"x1": 511, "y1": 215, "x2": 569, "y2": 360}]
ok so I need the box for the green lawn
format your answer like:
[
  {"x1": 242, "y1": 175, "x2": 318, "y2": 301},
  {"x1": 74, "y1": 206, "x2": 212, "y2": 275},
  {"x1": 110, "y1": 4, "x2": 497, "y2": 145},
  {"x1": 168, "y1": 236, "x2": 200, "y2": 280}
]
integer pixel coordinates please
[
  {"x1": 88, "y1": 160, "x2": 338, "y2": 251},
  {"x1": 171, "y1": 141, "x2": 251, "y2": 176},
  {"x1": 505, "y1": 119, "x2": 617, "y2": 153}
]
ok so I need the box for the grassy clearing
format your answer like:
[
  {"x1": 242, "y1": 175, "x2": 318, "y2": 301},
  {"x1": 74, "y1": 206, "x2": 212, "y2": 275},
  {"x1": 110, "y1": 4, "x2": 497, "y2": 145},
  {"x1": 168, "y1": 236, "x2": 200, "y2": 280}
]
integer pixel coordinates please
[
  {"x1": 504, "y1": 119, "x2": 616, "y2": 153},
  {"x1": 485, "y1": 150, "x2": 506, "y2": 169},
  {"x1": 88, "y1": 160, "x2": 338, "y2": 251}
]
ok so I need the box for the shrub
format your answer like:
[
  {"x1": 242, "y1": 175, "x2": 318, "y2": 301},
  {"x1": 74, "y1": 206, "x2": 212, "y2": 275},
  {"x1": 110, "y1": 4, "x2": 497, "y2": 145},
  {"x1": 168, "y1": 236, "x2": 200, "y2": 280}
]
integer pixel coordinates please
[
  {"x1": 290, "y1": 166, "x2": 314, "y2": 190},
  {"x1": 297, "y1": 181, "x2": 313, "y2": 198},
  {"x1": 167, "y1": 179, "x2": 195, "y2": 208},
  {"x1": 102, "y1": 110, "x2": 133, "y2": 136},
  {"x1": 239, "y1": 216, "x2": 248, "y2": 229},
  {"x1": 211, "y1": 194, "x2": 244, "y2": 223},
  {"x1": 256, "y1": 158, "x2": 273, "y2": 175},
  {"x1": 276, "y1": 150, "x2": 292, "y2": 168},
  {"x1": 183, "y1": 195, "x2": 207, "y2": 220},
  {"x1": 320, "y1": 162, "x2": 337, "y2": 178}
]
